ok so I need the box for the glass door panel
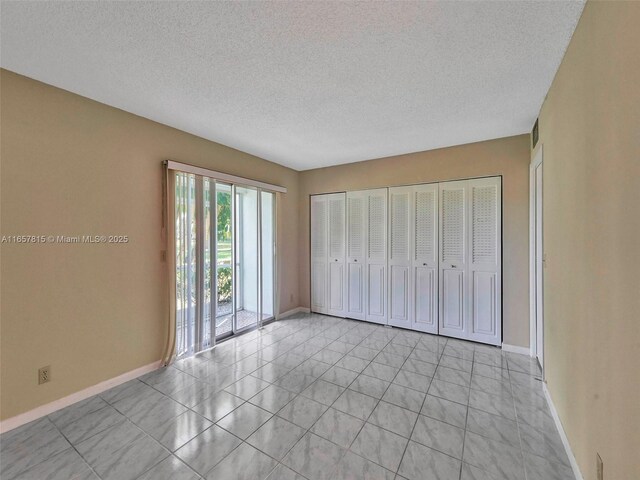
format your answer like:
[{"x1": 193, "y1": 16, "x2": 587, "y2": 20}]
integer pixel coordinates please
[
  {"x1": 261, "y1": 191, "x2": 275, "y2": 320},
  {"x1": 215, "y1": 183, "x2": 233, "y2": 337},
  {"x1": 202, "y1": 178, "x2": 216, "y2": 348},
  {"x1": 234, "y1": 186, "x2": 258, "y2": 331}
]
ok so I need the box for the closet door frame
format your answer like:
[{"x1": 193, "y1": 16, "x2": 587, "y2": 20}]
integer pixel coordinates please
[{"x1": 310, "y1": 176, "x2": 501, "y2": 347}]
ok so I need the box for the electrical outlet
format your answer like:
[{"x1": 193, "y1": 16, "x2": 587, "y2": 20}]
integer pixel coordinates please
[
  {"x1": 38, "y1": 366, "x2": 51, "y2": 385},
  {"x1": 597, "y1": 453, "x2": 603, "y2": 480}
]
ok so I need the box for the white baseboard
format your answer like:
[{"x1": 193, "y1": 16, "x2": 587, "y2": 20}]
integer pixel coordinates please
[
  {"x1": 277, "y1": 307, "x2": 310, "y2": 319},
  {"x1": 501, "y1": 343, "x2": 531, "y2": 356},
  {"x1": 543, "y1": 383, "x2": 584, "y2": 480},
  {"x1": 0, "y1": 361, "x2": 161, "y2": 434}
]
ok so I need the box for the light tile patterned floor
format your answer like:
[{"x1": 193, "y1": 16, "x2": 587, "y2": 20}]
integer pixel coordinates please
[{"x1": 0, "y1": 313, "x2": 575, "y2": 480}]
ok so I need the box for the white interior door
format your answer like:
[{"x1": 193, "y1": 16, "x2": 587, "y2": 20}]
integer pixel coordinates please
[
  {"x1": 346, "y1": 191, "x2": 366, "y2": 320},
  {"x1": 412, "y1": 184, "x2": 439, "y2": 334},
  {"x1": 534, "y1": 162, "x2": 544, "y2": 369},
  {"x1": 328, "y1": 193, "x2": 346, "y2": 317},
  {"x1": 366, "y1": 189, "x2": 388, "y2": 324},
  {"x1": 388, "y1": 187, "x2": 412, "y2": 329},
  {"x1": 467, "y1": 177, "x2": 501, "y2": 345},
  {"x1": 439, "y1": 181, "x2": 468, "y2": 338},
  {"x1": 310, "y1": 195, "x2": 328, "y2": 314}
]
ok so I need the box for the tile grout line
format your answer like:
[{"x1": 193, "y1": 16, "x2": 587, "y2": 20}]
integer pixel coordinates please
[
  {"x1": 267, "y1": 319, "x2": 383, "y2": 479},
  {"x1": 125, "y1": 319, "x2": 307, "y2": 479},
  {"x1": 458, "y1": 347, "x2": 477, "y2": 480},
  {"x1": 199, "y1": 315, "x2": 362, "y2": 480},
  {"x1": 331, "y1": 329, "x2": 399, "y2": 475},
  {"x1": 189, "y1": 318, "x2": 316, "y2": 479},
  {"x1": 213, "y1": 319, "x2": 448, "y2": 479},
  {"x1": 244, "y1": 320, "x2": 353, "y2": 479},
  {"x1": 510, "y1": 355, "x2": 532, "y2": 480},
  {"x1": 4, "y1": 315, "x2": 551, "y2": 480},
  {"x1": 393, "y1": 334, "x2": 446, "y2": 478},
  {"x1": 255, "y1": 319, "x2": 419, "y2": 478}
]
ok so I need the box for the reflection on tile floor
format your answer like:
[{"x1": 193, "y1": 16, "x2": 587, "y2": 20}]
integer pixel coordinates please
[{"x1": 0, "y1": 313, "x2": 574, "y2": 480}]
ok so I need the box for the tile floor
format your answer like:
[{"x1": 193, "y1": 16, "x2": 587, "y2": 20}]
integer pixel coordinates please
[{"x1": 0, "y1": 313, "x2": 574, "y2": 480}]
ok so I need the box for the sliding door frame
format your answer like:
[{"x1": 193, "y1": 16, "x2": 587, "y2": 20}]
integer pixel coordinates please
[
  {"x1": 224, "y1": 184, "x2": 276, "y2": 340},
  {"x1": 232, "y1": 184, "x2": 262, "y2": 336}
]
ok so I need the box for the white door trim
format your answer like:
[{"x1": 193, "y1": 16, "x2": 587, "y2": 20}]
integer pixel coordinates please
[{"x1": 530, "y1": 146, "x2": 544, "y2": 369}]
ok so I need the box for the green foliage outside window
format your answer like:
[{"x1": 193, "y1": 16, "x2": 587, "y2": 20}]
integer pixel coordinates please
[{"x1": 217, "y1": 267, "x2": 232, "y2": 303}]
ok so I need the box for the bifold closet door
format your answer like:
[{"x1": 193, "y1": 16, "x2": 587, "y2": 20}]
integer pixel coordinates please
[
  {"x1": 365, "y1": 189, "x2": 388, "y2": 324},
  {"x1": 311, "y1": 193, "x2": 346, "y2": 317},
  {"x1": 327, "y1": 193, "x2": 347, "y2": 317},
  {"x1": 439, "y1": 178, "x2": 501, "y2": 345},
  {"x1": 388, "y1": 187, "x2": 412, "y2": 329},
  {"x1": 439, "y1": 180, "x2": 467, "y2": 339},
  {"x1": 467, "y1": 177, "x2": 501, "y2": 345},
  {"x1": 388, "y1": 185, "x2": 439, "y2": 333},
  {"x1": 346, "y1": 191, "x2": 366, "y2": 320},
  {"x1": 310, "y1": 195, "x2": 328, "y2": 314},
  {"x1": 412, "y1": 184, "x2": 439, "y2": 333}
]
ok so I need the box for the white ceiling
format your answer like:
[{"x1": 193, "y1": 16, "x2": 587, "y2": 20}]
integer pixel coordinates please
[{"x1": 1, "y1": 1, "x2": 584, "y2": 170}]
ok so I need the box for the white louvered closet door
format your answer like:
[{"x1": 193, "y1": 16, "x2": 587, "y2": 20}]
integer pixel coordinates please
[
  {"x1": 388, "y1": 187, "x2": 412, "y2": 329},
  {"x1": 439, "y1": 180, "x2": 468, "y2": 338},
  {"x1": 467, "y1": 177, "x2": 501, "y2": 345},
  {"x1": 327, "y1": 193, "x2": 347, "y2": 317},
  {"x1": 310, "y1": 195, "x2": 328, "y2": 314},
  {"x1": 365, "y1": 189, "x2": 388, "y2": 324},
  {"x1": 412, "y1": 184, "x2": 439, "y2": 334},
  {"x1": 346, "y1": 192, "x2": 366, "y2": 320}
]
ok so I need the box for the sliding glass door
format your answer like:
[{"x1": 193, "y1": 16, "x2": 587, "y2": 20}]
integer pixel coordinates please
[{"x1": 174, "y1": 173, "x2": 276, "y2": 358}]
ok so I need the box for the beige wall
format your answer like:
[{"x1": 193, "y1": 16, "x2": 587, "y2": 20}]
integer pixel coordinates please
[
  {"x1": 0, "y1": 70, "x2": 300, "y2": 420},
  {"x1": 298, "y1": 134, "x2": 531, "y2": 347},
  {"x1": 535, "y1": 2, "x2": 640, "y2": 479}
]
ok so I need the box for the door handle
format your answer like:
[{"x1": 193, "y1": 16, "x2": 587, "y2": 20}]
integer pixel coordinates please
[
  {"x1": 451, "y1": 264, "x2": 457, "y2": 268},
  {"x1": 423, "y1": 263, "x2": 427, "y2": 266},
  {"x1": 354, "y1": 259, "x2": 358, "y2": 262},
  {"x1": 334, "y1": 259, "x2": 338, "y2": 262}
]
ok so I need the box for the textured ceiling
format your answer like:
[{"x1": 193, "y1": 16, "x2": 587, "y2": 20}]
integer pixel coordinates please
[{"x1": 1, "y1": 1, "x2": 584, "y2": 170}]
